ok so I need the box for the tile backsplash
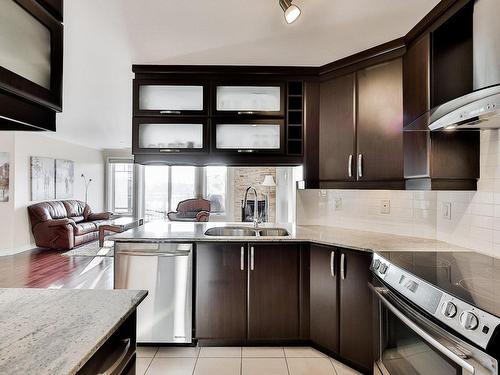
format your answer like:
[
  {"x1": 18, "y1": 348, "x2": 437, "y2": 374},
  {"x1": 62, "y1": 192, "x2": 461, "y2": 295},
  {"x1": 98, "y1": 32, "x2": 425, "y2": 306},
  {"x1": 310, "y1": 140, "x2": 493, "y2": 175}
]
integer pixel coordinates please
[{"x1": 296, "y1": 130, "x2": 500, "y2": 257}]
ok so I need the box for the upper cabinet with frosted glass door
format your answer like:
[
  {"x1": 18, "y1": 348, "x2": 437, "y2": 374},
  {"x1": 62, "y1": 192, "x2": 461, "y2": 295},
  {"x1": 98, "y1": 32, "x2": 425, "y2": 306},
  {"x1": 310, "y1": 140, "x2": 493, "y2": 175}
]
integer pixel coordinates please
[
  {"x1": 133, "y1": 80, "x2": 209, "y2": 116},
  {"x1": 0, "y1": 0, "x2": 63, "y2": 114},
  {"x1": 214, "y1": 82, "x2": 285, "y2": 117}
]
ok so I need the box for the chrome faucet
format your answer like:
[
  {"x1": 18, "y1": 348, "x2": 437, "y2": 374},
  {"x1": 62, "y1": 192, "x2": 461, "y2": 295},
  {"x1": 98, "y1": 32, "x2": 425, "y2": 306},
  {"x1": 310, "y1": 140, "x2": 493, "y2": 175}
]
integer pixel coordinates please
[{"x1": 242, "y1": 186, "x2": 261, "y2": 228}]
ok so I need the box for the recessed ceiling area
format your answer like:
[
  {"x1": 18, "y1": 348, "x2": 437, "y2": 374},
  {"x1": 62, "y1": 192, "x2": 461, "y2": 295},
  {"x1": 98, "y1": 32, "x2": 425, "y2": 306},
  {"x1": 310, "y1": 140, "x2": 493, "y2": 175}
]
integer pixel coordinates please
[{"x1": 53, "y1": 0, "x2": 440, "y2": 150}]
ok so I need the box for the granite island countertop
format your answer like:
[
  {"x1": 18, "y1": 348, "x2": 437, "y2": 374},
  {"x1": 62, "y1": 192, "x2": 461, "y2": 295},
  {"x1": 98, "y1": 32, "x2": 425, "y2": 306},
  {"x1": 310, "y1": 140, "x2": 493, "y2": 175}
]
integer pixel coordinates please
[
  {"x1": 111, "y1": 221, "x2": 475, "y2": 254},
  {"x1": 0, "y1": 288, "x2": 147, "y2": 375}
]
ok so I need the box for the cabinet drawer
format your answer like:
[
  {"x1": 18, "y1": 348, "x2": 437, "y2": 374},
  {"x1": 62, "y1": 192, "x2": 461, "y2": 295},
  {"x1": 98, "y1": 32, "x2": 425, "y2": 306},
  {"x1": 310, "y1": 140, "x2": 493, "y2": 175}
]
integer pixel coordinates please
[
  {"x1": 133, "y1": 117, "x2": 209, "y2": 154},
  {"x1": 212, "y1": 119, "x2": 285, "y2": 155},
  {"x1": 213, "y1": 83, "x2": 285, "y2": 117},
  {"x1": 133, "y1": 79, "x2": 209, "y2": 116}
]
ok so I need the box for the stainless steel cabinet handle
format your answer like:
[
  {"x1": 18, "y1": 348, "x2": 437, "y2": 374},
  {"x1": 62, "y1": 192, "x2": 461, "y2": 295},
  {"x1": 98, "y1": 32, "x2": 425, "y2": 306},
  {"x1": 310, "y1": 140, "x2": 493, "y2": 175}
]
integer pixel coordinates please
[
  {"x1": 160, "y1": 110, "x2": 181, "y2": 114},
  {"x1": 240, "y1": 246, "x2": 245, "y2": 271},
  {"x1": 357, "y1": 154, "x2": 363, "y2": 178},
  {"x1": 250, "y1": 246, "x2": 255, "y2": 271},
  {"x1": 348, "y1": 154, "x2": 353, "y2": 178},
  {"x1": 237, "y1": 149, "x2": 256, "y2": 153},
  {"x1": 237, "y1": 111, "x2": 256, "y2": 115},
  {"x1": 98, "y1": 338, "x2": 131, "y2": 375},
  {"x1": 159, "y1": 149, "x2": 181, "y2": 153},
  {"x1": 330, "y1": 251, "x2": 335, "y2": 277},
  {"x1": 340, "y1": 253, "x2": 346, "y2": 280}
]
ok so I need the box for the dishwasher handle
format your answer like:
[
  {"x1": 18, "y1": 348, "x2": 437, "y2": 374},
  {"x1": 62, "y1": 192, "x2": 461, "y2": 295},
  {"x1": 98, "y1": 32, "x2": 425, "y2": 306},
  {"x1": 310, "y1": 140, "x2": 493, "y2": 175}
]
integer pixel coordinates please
[{"x1": 116, "y1": 250, "x2": 191, "y2": 257}]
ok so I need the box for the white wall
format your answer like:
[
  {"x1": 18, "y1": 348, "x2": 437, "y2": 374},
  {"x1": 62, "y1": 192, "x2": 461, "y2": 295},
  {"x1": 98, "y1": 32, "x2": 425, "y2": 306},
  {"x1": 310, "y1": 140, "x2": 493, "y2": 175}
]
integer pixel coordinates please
[
  {"x1": 0, "y1": 132, "x2": 105, "y2": 255},
  {"x1": 296, "y1": 130, "x2": 500, "y2": 258}
]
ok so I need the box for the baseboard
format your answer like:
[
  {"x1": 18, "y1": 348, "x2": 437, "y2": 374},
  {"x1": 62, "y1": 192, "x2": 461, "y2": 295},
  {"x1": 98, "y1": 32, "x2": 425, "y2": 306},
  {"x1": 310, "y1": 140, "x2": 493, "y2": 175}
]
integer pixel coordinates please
[{"x1": 0, "y1": 242, "x2": 36, "y2": 256}]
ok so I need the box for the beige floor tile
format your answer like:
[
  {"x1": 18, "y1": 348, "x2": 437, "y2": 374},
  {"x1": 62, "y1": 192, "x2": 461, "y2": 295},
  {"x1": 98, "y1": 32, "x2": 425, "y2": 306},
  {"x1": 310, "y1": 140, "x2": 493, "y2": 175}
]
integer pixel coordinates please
[
  {"x1": 284, "y1": 347, "x2": 327, "y2": 358},
  {"x1": 330, "y1": 358, "x2": 361, "y2": 375},
  {"x1": 194, "y1": 358, "x2": 241, "y2": 375},
  {"x1": 136, "y1": 357, "x2": 153, "y2": 375},
  {"x1": 242, "y1": 358, "x2": 288, "y2": 375},
  {"x1": 146, "y1": 357, "x2": 197, "y2": 375},
  {"x1": 242, "y1": 347, "x2": 285, "y2": 358},
  {"x1": 287, "y1": 357, "x2": 336, "y2": 375},
  {"x1": 137, "y1": 346, "x2": 159, "y2": 358},
  {"x1": 156, "y1": 346, "x2": 200, "y2": 357},
  {"x1": 199, "y1": 346, "x2": 242, "y2": 358}
]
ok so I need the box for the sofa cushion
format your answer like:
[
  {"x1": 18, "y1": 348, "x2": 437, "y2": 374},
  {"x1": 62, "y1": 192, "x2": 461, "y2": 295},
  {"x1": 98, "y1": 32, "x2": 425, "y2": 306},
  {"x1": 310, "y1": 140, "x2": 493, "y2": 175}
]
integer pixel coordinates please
[
  {"x1": 63, "y1": 200, "x2": 88, "y2": 219},
  {"x1": 28, "y1": 201, "x2": 68, "y2": 224},
  {"x1": 74, "y1": 222, "x2": 98, "y2": 235}
]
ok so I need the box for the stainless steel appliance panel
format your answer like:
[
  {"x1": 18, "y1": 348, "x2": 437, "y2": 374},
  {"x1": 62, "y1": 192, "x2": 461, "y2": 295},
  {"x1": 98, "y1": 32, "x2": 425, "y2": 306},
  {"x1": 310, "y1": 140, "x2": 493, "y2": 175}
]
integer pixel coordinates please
[{"x1": 114, "y1": 242, "x2": 193, "y2": 344}]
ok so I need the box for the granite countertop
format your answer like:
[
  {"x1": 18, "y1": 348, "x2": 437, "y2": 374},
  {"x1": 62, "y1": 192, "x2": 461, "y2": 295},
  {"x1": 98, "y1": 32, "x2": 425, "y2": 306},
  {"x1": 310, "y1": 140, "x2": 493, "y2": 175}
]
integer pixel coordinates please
[
  {"x1": 0, "y1": 288, "x2": 147, "y2": 375},
  {"x1": 111, "y1": 221, "x2": 473, "y2": 254}
]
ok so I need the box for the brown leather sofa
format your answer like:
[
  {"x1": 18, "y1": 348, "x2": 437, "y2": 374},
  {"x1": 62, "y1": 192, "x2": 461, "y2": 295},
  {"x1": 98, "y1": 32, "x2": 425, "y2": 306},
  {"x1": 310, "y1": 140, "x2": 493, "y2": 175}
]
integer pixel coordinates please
[
  {"x1": 28, "y1": 200, "x2": 113, "y2": 250},
  {"x1": 167, "y1": 198, "x2": 211, "y2": 222}
]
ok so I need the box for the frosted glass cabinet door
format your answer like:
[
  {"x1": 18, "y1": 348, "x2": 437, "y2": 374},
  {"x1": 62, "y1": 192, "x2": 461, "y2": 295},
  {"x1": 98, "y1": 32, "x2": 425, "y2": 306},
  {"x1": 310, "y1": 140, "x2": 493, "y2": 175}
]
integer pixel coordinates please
[
  {"x1": 216, "y1": 85, "x2": 284, "y2": 115},
  {"x1": 215, "y1": 123, "x2": 283, "y2": 151},
  {"x1": 138, "y1": 123, "x2": 205, "y2": 151},
  {"x1": 0, "y1": 0, "x2": 51, "y2": 89},
  {"x1": 135, "y1": 81, "x2": 207, "y2": 115}
]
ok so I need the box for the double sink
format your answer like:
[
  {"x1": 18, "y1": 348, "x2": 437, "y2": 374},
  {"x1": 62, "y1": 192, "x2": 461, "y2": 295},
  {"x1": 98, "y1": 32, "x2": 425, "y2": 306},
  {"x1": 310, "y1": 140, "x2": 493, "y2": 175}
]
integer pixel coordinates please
[{"x1": 204, "y1": 227, "x2": 290, "y2": 237}]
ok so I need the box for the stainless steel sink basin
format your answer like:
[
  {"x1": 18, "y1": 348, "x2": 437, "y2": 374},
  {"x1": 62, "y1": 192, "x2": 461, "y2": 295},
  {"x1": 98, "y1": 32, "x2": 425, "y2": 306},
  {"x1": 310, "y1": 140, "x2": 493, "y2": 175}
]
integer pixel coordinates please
[
  {"x1": 258, "y1": 228, "x2": 290, "y2": 237},
  {"x1": 204, "y1": 227, "x2": 257, "y2": 237},
  {"x1": 204, "y1": 227, "x2": 289, "y2": 237}
]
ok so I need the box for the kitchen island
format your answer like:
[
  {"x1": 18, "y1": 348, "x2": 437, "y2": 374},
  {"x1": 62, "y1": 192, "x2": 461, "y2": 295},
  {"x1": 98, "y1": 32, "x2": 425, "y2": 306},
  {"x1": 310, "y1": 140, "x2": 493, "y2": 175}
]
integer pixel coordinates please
[{"x1": 0, "y1": 288, "x2": 147, "y2": 375}]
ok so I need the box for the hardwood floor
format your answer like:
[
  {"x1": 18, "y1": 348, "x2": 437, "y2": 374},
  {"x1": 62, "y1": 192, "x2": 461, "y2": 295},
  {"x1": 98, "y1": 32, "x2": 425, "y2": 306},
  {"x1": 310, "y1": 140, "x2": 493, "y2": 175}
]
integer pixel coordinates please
[{"x1": 0, "y1": 248, "x2": 113, "y2": 289}]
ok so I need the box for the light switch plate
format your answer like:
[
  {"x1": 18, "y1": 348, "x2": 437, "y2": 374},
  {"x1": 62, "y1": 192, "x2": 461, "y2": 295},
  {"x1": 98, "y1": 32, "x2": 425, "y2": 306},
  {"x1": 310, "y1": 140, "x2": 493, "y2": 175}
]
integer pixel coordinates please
[
  {"x1": 381, "y1": 200, "x2": 391, "y2": 215},
  {"x1": 442, "y1": 202, "x2": 452, "y2": 220},
  {"x1": 334, "y1": 197, "x2": 342, "y2": 210}
]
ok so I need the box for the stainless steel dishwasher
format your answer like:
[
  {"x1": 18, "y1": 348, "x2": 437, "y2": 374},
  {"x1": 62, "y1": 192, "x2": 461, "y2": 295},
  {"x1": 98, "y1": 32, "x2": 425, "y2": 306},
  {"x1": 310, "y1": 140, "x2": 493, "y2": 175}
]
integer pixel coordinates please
[{"x1": 114, "y1": 242, "x2": 193, "y2": 344}]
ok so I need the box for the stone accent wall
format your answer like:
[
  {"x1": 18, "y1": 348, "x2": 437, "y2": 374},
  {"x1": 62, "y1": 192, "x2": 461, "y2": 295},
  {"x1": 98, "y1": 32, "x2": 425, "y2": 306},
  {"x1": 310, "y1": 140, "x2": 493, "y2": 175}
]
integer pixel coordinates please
[{"x1": 232, "y1": 167, "x2": 276, "y2": 222}]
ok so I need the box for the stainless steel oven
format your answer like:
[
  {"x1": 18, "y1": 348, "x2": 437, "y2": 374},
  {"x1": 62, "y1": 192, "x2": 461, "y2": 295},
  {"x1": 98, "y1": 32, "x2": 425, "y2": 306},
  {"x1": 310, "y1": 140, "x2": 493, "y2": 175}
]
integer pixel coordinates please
[{"x1": 370, "y1": 282, "x2": 497, "y2": 375}]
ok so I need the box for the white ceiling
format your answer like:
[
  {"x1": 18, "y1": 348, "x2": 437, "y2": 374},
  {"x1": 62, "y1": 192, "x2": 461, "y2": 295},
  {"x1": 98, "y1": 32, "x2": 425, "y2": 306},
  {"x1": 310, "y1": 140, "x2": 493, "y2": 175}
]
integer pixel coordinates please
[{"x1": 53, "y1": 0, "x2": 440, "y2": 150}]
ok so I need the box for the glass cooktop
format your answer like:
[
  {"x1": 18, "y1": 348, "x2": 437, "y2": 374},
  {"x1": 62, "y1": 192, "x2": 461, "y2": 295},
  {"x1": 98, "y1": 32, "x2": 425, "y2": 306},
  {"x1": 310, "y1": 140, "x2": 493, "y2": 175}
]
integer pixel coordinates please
[{"x1": 377, "y1": 251, "x2": 500, "y2": 318}]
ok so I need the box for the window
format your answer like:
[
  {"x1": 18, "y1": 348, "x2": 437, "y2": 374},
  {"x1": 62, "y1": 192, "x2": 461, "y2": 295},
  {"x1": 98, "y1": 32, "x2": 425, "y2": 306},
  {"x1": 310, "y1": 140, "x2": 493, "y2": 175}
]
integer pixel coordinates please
[
  {"x1": 171, "y1": 166, "x2": 196, "y2": 209},
  {"x1": 205, "y1": 166, "x2": 227, "y2": 215},
  {"x1": 108, "y1": 160, "x2": 134, "y2": 216},
  {"x1": 142, "y1": 166, "x2": 228, "y2": 222},
  {"x1": 144, "y1": 165, "x2": 169, "y2": 221}
]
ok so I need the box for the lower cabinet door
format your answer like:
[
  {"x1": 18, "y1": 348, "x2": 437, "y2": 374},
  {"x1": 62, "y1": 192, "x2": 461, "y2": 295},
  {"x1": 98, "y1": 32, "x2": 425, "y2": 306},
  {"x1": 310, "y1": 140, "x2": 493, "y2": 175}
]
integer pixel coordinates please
[
  {"x1": 248, "y1": 243, "x2": 300, "y2": 340},
  {"x1": 195, "y1": 243, "x2": 247, "y2": 340},
  {"x1": 310, "y1": 244, "x2": 339, "y2": 354},
  {"x1": 339, "y1": 248, "x2": 373, "y2": 372}
]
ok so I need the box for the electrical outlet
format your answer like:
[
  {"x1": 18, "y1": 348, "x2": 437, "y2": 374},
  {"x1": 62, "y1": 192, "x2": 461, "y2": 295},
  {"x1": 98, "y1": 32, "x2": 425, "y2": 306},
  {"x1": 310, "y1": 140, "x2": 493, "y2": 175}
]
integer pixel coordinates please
[
  {"x1": 381, "y1": 200, "x2": 391, "y2": 215},
  {"x1": 320, "y1": 189, "x2": 327, "y2": 197},
  {"x1": 442, "y1": 202, "x2": 452, "y2": 220},
  {"x1": 334, "y1": 197, "x2": 342, "y2": 210}
]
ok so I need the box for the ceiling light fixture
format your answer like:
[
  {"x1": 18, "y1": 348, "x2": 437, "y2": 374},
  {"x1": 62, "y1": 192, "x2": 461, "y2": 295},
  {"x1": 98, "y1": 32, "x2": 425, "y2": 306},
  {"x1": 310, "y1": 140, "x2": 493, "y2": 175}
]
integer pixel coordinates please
[{"x1": 279, "y1": 0, "x2": 301, "y2": 24}]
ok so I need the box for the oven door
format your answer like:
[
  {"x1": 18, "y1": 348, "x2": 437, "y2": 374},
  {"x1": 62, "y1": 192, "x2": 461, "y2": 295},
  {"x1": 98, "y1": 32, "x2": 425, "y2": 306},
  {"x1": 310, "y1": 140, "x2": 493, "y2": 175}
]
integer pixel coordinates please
[{"x1": 369, "y1": 282, "x2": 498, "y2": 375}]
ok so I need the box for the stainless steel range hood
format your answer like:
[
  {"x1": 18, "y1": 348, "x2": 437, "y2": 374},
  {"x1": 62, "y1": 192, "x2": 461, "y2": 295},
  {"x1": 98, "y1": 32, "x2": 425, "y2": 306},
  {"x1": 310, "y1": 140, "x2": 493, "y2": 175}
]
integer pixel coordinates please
[{"x1": 427, "y1": 0, "x2": 500, "y2": 131}]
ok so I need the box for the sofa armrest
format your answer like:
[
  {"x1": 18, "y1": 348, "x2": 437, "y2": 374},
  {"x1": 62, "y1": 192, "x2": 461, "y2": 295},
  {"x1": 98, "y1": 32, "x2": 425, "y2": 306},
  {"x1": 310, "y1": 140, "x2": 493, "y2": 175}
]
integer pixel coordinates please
[
  {"x1": 47, "y1": 218, "x2": 77, "y2": 229},
  {"x1": 88, "y1": 212, "x2": 113, "y2": 221},
  {"x1": 196, "y1": 211, "x2": 210, "y2": 222}
]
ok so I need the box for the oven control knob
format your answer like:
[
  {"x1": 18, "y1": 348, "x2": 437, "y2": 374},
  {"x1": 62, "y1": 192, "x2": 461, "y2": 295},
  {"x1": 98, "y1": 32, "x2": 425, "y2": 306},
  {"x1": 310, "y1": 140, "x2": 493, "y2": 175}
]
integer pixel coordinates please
[
  {"x1": 460, "y1": 311, "x2": 479, "y2": 331},
  {"x1": 373, "y1": 259, "x2": 381, "y2": 270},
  {"x1": 441, "y1": 301, "x2": 457, "y2": 318},
  {"x1": 379, "y1": 263, "x2": 388, "y2": 274}
]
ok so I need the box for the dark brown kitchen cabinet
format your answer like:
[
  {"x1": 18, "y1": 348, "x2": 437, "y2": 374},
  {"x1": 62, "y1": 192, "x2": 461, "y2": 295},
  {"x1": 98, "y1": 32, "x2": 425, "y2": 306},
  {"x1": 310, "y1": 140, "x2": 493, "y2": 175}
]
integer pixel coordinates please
[
  {"x1": 403, "y1": 31, "x2": 479, "y2": 190},
  {"x1": 319, "y1": 74, "x2": 356, "y2": 182},
  {"x1": 0, "y1": 0, "x2": 63, "y2": 131},
  {"x1": 339, "y1": 248, "x2": 373, "y2": 372},
  {"x1": 248, "y1": 243, "x2": 300, "y2": 340},
  {"x1": 356, "y1": 59, "x2": 403, "y2": 182},
  {"x1": 319, "y1": 58, "x2": 403, "y2": 188},
  {"x1": 310, "y1": 244, "x2": 339, "y2": 355},
  {"x1": 195, "y1": 243, "x2": 247, "y2": 340}
]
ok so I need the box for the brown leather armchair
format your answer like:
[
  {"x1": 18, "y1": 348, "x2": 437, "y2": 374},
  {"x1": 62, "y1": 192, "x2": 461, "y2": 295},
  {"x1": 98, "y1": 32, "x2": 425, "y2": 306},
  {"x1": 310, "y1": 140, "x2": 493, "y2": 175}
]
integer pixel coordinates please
[
  {"x1": 167, "y1": 199, "x2": 211, "y2": 222},
  {"x1": 28, "y1": 200, "x2": 113, "y2": 250}
]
